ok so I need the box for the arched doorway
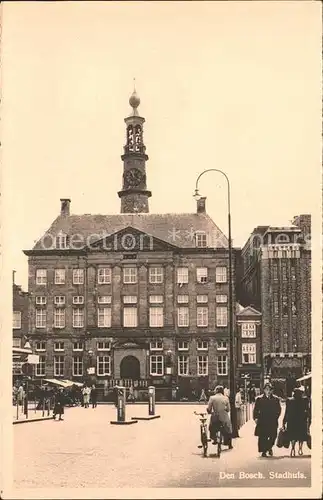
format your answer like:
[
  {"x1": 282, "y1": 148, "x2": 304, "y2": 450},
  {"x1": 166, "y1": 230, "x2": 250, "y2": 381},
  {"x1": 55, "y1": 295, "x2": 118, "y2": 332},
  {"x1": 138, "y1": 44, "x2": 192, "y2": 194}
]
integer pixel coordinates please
[{"x1": 120, "y1": 355, "x2": 140, "y2": 380}]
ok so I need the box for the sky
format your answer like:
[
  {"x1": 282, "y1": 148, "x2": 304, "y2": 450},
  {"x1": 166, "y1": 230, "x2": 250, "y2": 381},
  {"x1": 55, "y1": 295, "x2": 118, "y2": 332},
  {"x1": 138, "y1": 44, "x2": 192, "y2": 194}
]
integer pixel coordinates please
[{"x1": 1, "y1": 1, "x2": 321, "y2": 289}]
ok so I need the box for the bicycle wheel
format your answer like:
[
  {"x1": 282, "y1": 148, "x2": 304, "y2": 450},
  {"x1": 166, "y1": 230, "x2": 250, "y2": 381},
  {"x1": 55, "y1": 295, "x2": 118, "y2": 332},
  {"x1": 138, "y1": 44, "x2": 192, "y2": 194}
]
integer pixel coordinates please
[{"x1": 201, "y1": 430, "x2": 208, "y2": 457}]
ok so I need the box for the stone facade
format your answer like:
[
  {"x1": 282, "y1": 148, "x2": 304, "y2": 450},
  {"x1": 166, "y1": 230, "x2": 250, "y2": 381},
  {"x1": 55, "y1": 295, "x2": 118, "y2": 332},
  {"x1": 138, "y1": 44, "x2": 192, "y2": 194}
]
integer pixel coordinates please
[
  {"x1": 239, "y1": 218, "x2": 311, "y2": 392},
  {"x1": 12, "y1": 282, "x2": 30, "y2": 347}
]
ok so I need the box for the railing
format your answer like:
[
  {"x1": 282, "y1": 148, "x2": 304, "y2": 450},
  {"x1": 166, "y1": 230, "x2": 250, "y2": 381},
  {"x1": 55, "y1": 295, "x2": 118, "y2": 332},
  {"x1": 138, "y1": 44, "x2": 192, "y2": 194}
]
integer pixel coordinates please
[{"x1": 13, "y1": 396, "x2": 53, "y2": 422}]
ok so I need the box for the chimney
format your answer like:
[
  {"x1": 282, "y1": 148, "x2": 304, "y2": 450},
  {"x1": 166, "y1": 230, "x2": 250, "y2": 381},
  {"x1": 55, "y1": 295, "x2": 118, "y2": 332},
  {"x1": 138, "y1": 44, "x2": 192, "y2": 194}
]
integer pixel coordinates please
[
  {"x1": 60, "y1": 198, "x2": 71, "y2": 216},
  {"x1": 197, "y1": 197, "x2": 206, "y2": 214}
]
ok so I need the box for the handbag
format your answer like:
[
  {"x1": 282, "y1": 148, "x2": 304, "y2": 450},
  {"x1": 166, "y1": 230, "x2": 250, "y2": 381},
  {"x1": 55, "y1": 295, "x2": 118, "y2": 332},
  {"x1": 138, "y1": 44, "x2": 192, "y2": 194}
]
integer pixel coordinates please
[
  {"x1": 306, "y1": 432, "x2": 311, "y2": 450},
  {"x1": 277, "y1": 427, "x2": 290, "y2": 448}
]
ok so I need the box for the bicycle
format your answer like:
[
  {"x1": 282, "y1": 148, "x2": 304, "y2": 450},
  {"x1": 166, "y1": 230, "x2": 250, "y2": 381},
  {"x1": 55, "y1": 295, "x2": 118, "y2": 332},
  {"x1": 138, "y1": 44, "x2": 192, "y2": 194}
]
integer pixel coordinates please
[{"x1": 194, "y1": 411, "x2": 211, "y2": 457}]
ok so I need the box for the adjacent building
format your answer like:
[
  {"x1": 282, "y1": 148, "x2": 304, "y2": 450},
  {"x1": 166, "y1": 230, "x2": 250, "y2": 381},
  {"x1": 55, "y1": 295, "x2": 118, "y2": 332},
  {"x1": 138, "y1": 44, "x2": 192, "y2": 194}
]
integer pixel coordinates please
[
  {"x1": 236, "y1": 304, "x2": 262, "y2": 389},
  {"x1": 23, "y1": 91, "x2": 236, "y2": 400},
  {"x1": 12, "y1": 276, "x2": 30, "y2": 380},
  {"x1": 239, "y1": 218, "x2": 311, "y2": 395}
]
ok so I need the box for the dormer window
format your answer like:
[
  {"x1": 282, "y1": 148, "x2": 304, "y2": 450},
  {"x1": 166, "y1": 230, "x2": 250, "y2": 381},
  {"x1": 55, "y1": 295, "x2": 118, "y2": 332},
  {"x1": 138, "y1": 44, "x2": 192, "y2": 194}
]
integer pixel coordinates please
[
  {"x1": 56, "y1": 232, "x2": 68, "y2": 249},
  {"x1": 195, "y1": 232, "x2": 207, "y2": 248}
]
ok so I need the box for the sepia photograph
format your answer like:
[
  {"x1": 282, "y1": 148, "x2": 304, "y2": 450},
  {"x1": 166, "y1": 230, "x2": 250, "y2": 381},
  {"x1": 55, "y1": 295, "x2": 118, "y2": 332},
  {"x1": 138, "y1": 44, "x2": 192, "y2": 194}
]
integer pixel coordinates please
[{"x1": 0, "y1": 1, "x2": 322, "y2": 499}]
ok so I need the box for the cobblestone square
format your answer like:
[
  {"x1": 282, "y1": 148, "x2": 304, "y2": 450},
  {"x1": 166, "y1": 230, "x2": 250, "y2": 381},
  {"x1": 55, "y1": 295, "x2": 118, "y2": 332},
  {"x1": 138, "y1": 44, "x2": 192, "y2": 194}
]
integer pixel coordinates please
[{"x1": 13, "y1": 404, "x2": 311, "y2": 489}]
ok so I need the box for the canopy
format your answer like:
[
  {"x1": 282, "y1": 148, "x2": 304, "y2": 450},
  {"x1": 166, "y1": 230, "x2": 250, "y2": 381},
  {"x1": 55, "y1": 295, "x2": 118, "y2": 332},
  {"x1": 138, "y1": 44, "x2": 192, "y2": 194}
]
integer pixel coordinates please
[
  {"x1": 296, "y1": 373, "x2": 311, "y2": 382},
  {"x1": 61, "y1": 379, "x2": 84, "y2": 388},
  {"x1": 43, "y1": 378, "x2": 71, "y2": 388}
]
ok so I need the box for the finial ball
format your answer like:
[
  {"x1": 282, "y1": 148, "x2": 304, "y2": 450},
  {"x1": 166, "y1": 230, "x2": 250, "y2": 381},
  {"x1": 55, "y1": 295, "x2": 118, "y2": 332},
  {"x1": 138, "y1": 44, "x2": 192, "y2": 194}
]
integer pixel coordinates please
[{"x1": 129, "y1": 90, "x2": 140, "y2": 109}]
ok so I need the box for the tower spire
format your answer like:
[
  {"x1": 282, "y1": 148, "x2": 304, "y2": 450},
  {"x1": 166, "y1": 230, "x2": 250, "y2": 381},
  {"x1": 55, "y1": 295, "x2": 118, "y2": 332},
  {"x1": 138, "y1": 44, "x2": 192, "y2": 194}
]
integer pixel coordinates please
[{"x1": 118, "y1": 87, "x2": 152, "y2": 213}]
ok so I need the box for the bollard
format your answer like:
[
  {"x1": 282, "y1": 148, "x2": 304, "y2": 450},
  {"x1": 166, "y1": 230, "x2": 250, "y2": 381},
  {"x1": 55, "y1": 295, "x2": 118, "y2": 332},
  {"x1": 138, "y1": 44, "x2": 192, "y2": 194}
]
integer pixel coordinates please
[
  {"x1": 47, "y1": 399, "x2": 50, "y2": 416},
  {"x1": 110, "y1": 386, "x2": 138, "y2": 425},
  {"x1": 16, "y1": 400, "x2": 19, "y2": 421},
  {"x1": 42, "y1": 400, "x2": 45, "y2": 417},
  {"x1": 132, "y1": 386, "x2": 161, "y2": 421}
]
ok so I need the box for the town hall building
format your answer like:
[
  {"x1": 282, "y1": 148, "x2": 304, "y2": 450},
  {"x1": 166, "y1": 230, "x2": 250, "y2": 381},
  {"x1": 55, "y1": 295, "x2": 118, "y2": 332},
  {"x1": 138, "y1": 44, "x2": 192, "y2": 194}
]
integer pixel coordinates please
[{"x1": 23, "y1": 90, "x2": 236, "y2": 400}]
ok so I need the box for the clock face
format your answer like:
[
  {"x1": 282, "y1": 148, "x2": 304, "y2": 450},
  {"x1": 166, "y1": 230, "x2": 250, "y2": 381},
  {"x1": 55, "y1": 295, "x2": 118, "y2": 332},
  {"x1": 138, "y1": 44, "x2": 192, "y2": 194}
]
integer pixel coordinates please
[{"x1": 125, "y1": 168, "x2": 143, "y2": 188}]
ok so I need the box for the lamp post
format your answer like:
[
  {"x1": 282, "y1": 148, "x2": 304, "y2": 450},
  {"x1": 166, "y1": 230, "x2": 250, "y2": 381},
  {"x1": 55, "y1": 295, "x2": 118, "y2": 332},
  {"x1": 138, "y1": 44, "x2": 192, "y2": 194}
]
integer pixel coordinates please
[
  {"x1": 165, "y1": 349, "x2": 173, "y2": 401},
  {"x1": 194, "y1": 169, "x2": 239, "y2": 438}
]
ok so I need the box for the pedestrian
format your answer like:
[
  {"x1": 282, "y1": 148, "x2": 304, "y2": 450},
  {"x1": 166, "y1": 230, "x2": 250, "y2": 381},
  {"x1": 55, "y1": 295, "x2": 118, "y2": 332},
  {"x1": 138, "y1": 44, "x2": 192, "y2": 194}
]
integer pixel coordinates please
[
  {"x1": 207, "y1": 385, "x2": 233, "y2": 449},
  {"x1": 17, "y1": 383, "x2": 24, "y2": 407},
  {"x1": 82, "y1": 385, "x2": 91, "y2": 408},
  {"x1": 53, "y1": 388, "x2": 65, "y2": 421},
  {"x1": 248, "y1": 384, "x2": 256, "y2": 404},
  {"x1": 283, "y1": 387, "x2": 310, "y2": 457},
  {"x1": 91, "y1": 385, "x2": 98, "y2": 408},
  {"x1": 199, "y1": 388, "x2": 207, "y2": 403},
  {"x1": 235, "y1": 387, "x2": 243, "y2": 429},
  {"x1": 223, "y1": 385, "x2": 230, "y2": 398},
  {"x1": 253, "y1": 382, "x2": 281, "y2": 457}
]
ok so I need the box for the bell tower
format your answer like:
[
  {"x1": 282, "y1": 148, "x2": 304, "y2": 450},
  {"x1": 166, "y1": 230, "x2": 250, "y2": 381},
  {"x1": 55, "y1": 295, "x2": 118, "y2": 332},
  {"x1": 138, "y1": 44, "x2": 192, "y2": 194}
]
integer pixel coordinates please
[{"x1": 118, "y1": 87, "x2": 152, "y2": 213}]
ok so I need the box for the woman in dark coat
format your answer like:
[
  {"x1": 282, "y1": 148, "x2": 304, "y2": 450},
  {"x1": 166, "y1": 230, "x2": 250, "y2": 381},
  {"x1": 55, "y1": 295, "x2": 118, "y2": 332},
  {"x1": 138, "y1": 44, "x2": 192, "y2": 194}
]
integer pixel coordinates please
[
  {"x1": 283, "y1": 388, "x2": 309, "y2": 457},
  {"x1": 53, "y1": 388, "x2": 65, "y2": 421},
  {"x1": 253, "y1": 382, "x2": 281, "y2": 457}
]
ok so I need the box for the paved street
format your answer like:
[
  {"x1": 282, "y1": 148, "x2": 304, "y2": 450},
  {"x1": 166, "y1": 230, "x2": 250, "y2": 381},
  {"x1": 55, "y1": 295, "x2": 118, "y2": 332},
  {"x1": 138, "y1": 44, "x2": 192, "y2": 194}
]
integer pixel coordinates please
[{"x1": 14, "y1": 404, "x2": 311, "y2": 489}]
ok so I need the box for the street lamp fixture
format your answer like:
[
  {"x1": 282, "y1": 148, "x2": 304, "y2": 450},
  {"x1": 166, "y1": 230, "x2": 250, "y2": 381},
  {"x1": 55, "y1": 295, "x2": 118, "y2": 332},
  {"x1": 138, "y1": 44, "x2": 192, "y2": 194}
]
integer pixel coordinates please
[{"x1": 194, "y1": 169, "x2": 239, "y2": 438}]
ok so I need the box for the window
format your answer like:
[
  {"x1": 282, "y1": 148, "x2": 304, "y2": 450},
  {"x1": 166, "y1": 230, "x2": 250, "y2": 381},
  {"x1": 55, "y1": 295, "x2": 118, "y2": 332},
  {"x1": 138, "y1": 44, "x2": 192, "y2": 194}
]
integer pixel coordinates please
[
  {"x1": 177, "y1": 307, "x2": 189, "y2": 327},
  {"x1": 149, "y1": 267, "x2": 164, "y2": 284},
  {"x1": 217, "y1": 355, "x2": 228, "y2": 375},
  {"x1": 150, "y1": 355, "x2": 164, "y2": 376},
  {"x1": 73, "y1": 356, "x2": 83, "y2": 376},
  {"x1": 177, "y1": 267, "x2": 189, "y2": 284},
  {"x1": 36, "y1": 309, "x2": 46, "y2": 328},
  {"x1": 13, "y1": 311, "x2": 21, "y2": 329},
  {"x1": 216, "y1": 267, "x2": 227, "y2": 283},
  {"x1": 54, "y1": 296, "x2": 65, "y2": 305},
  {"x1": 197, "y1": 307, "x2": 208, "y2": 327},
  {"x1": 35, "y1": 355, "x2": 46, "y2": 376},
  {"x1": 98, "y1": 296, "x2": 112, "y2": 304},
  {"x1": 195, "y1": 232, "x2": 207, "y2": 248},
  {"x1": 291, "y1": 263, "x2": 296, "y2": 280},
  {"x1": 272, "y1": 263, "x2": 278, "y2": 280},
  {"x1": 54, "y1": 342, "x2": 64, "y2": 351},
  {"x1": 273, "y1": 292, "x2": 279, "y2": 316},
  {"x1": 291, "y1": 293, "x2": 297, "y2": 316},
  {"x1": 177, "y1": 295, "x2": 189, "y2": 303},
  {"x1": 150, "y1": 340, "x2": 163, "y2": 351},
  {"x1": 97, "y1": 355, "x2": 111, "y2": 376},
  {"x1": 54, "y1": 309, "x2": 65, "y2": 328},
  {"x1": 73, "y1": 308, "x2": 84, "y2": 328},
  {"x1": 282, "y1": 262, "x2": 288, "y2": 281},
  {"x1": 196, "y1": 267, "x2": 208, "y2": 283},
  {"x1": 123, "y1": 295, "x2": 137, "y2": 304},
  {"x1": 178, "y1": 341, "x2": 189, "y2": 351},
  {"x1": 282, "y1": 250, "x2": 287, "y2": 259},
  {"x1": 73, "y1": 296, "x2": 84, "y2": 305},
  {"x1": 241, "y1": 322, "x2": 256, "y2": 338},
  {"x1": 149, "y1": 295, "x2": 164, "y2": 303},
  {"x1": 73, "y1": 342, "x2": 83, "y2": 351},
  {"x1": 55, "y1": 269, "x2": 66, "y2": 285},
  {"x1": 35, "y1": 296, "x2": 46, "y2": 305},
  {"x1": 216, "y1": 306, "x2": 228, "y2": 327},
  {"x1": 197, "y1": 355, "x2": 208, "y2": 376},
  {"x1": 178, "y1": 355, "x2": 189, "y2": 375},
  {"x1": 149, "y1": 307, "x2": 164, "y2": 327},
  {"x1": 123, "y1": 307, "x2": 137, "y2": 327},
  {"x1": 12, "y1": 337, "x2": 21, "y2": 348},
  {"x1": 97, "y1": 341, "x2": 111, "y2": 351},
  {"x1": 197, "y1": 295, "x2": 208, "y2": 303},
  {"x1": 197, "y1": 340, "x2": 208, "y2": 351},
  {"x1": 97, "y1": 267, "x2": 111, "y2": 284},
  {"x1": 123, "y1": 267, "x2": 137, "y2": 284},
  {"x1": 54, "y1": 355, "x2": 64, "y2": 377},
  {"x1": 73, "y1": 269, "x2": 84, "y2": 285},
  {"x1": 217, "y1": 341, "x2": 227, "y2": 350},
  {"x1": 56, "y1": 233, "x2": 68, "y2": 249},
  {"x1": 242, "y1": 343, "x2": 256, "y2": 364},
  {"x1": 97, "y1": 307, "x2": 111, "y2": 328},
  {"x1": 36, "y1": 269, "x2": 47, "y2": 285},
  {"x1": 282, "y1": 296, "x2": 288, "y2": 317},
  {"x1": 216, "y1": 295, "x2": 228, "y2": 303}
]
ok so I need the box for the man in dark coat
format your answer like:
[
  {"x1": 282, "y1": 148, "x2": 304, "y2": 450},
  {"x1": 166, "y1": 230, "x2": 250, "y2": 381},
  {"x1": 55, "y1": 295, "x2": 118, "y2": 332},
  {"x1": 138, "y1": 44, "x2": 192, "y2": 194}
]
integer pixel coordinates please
[
  {"x1": 53, "y1": 388, "x2": 65, "y2": 421},
  {"x1": 253, "y1": 382, "x2": 281, "y2": 457}
]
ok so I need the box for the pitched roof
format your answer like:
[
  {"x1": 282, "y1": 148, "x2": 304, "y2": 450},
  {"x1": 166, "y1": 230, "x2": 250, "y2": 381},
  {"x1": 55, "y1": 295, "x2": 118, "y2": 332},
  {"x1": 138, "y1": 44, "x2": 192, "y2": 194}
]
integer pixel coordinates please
[
  {"x1": 236, "y1": 305, "x2": 262, "y2": 317},
  {"x1": 32, "y1": 212, "x2": 228, "y2": 250}
]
